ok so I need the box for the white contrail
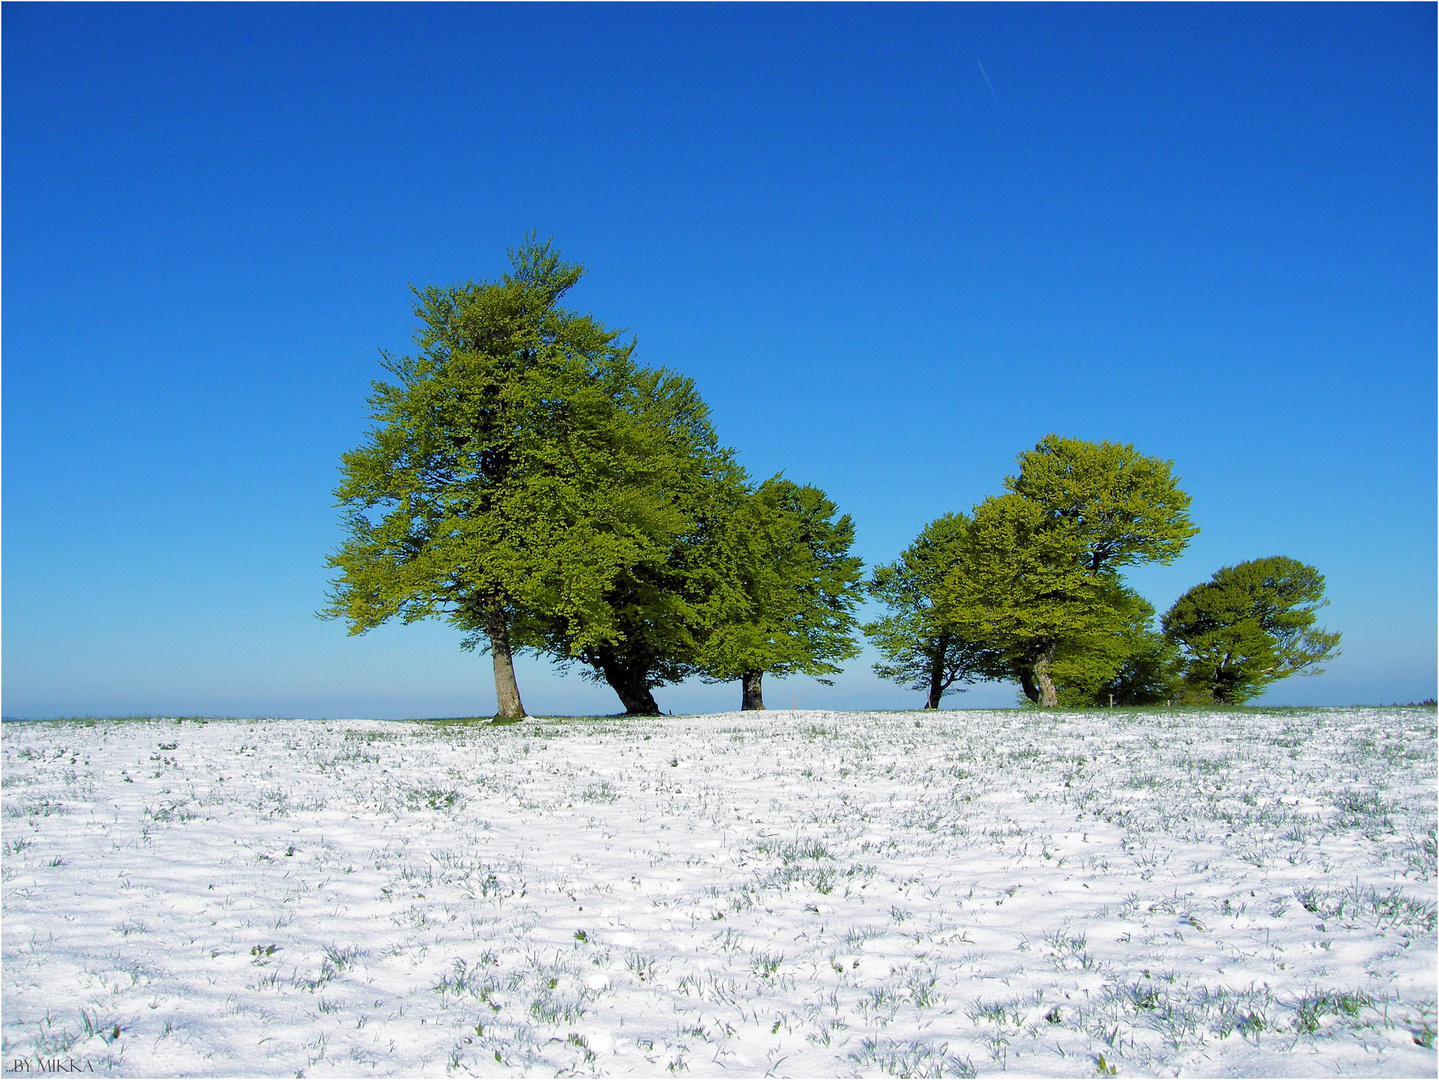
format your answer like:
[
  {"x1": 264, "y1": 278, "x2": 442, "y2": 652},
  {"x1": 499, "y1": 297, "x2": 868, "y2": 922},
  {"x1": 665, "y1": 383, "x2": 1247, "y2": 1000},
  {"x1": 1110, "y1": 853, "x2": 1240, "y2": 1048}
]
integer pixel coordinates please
[{"x1": 976, "y1": 57, "x2": 1002, "y2": 112}]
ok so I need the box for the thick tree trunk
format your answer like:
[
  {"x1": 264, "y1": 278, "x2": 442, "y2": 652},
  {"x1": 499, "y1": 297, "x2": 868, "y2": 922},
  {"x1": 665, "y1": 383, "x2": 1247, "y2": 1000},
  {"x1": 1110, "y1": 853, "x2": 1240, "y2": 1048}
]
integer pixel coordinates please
[
  {"x1": 1019, "y1": 668, "x2": 1041, "y2": 704},
  {"x1": 925, "y1": 637, "x2": 949, "y2": 710},
  {"x1": 594, "y1": 650, "x2": 661, "y2": 715},
  {"x1": 1032, "y1": 642, "x2": 1059, "y2": 708},
  {"x1": 740, "y1": 670, "x2": 765, "y2": 711},
  {"x1": 484, "y1": 609, "x2": 527, "y2": 720}
]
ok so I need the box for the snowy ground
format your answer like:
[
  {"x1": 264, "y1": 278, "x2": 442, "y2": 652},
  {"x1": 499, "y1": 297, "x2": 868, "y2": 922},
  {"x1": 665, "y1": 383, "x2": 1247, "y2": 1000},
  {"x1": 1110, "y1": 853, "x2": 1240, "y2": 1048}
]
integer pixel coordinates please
[{"x1": 2, "y1": 707, "x2": 1435, "y2": 1077}]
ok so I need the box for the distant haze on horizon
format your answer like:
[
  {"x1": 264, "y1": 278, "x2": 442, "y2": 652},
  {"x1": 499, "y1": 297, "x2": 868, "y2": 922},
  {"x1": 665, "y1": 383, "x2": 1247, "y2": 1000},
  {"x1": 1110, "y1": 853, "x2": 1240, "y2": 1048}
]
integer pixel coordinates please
[{"x1": 4, "y1": 5, "x2": 1434, "y2": 718}]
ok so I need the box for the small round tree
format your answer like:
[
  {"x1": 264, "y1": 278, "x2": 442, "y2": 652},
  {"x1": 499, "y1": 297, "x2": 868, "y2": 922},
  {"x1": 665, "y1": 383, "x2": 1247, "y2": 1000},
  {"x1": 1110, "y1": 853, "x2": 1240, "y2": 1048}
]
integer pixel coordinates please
[{"x1": 1162, "y1": 556, "x2": 1341, "y2": 704}]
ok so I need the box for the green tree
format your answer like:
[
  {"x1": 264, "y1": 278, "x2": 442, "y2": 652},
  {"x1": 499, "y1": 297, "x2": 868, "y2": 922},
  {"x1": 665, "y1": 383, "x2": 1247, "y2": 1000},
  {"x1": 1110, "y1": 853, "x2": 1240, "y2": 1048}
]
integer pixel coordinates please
[
  {"x1": 323, "y1": 238, "x2": 675, "y2": 719},
  {"x1": 1092, "y1": 625, "x2": 1183, "y2": 706},
  {"x1": 994, "y1": 436, "x2": 1199, "y2": 705},
  {"x1": 701, "y1": 478, "x2": 865, "y2": 710},
  {"x1": 1162, "y1": 556, "x2": 1341, "y2": 704},
  {"x1": 1006, "y1": 435, "x2": 1199, "y2": 573},
  {"x1": 936, "y1": 493, "x2": 1126, "y2": 707},
  {"x1": 864, "y1": 513, "x2": 1005, "y2": 709},
  {"x1": 539, "y1": 369, "x2": 751, "y2": 715},
  {"x1": 1051, "y1": 585, "x2": 1181, "y2": 706}
]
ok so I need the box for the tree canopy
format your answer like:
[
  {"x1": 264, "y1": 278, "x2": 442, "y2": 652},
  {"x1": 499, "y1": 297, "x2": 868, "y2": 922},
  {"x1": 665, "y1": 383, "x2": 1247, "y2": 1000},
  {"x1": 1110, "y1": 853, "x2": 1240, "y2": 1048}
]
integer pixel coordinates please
[
  {"x1": 1163, "y1": 556, "x2": 1341, "y2": 704},
  {"x1": 324, "y1": 237, "x2": 692, "y2": 717},
  {"x1": 996, "y1": 437, "x2": 1197, "y2": 704},
  {"x1": 1006, "y1": 435, "x2": 1199, "y2": 574},
  {"x1": 324, "y1": 238, "x2": 877, "y2": 717},
  {"x1": 1050, "y1": 584, "x2": 1180, "y2": 707},
  {"x1": 701, "y1": 478, "x2": 864, "y2": 710},
  {"x1": 865, "y1": 437, "x2": 1200, "y2": 708},
  {"x1": 538, "y1": 368, "x2": 750, "y2": 714},
  {"x1": 939, "y1": 493, "x2": 1123, "y2": 706},
  {"x1": 864, "y1": 513, "x2": 1005, "y2": 709}
]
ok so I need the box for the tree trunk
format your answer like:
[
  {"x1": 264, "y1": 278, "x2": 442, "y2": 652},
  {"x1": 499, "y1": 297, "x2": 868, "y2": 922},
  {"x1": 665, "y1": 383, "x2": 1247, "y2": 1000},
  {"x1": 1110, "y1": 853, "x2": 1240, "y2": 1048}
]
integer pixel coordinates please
[
  {"x1": 484, "y1": 609, "x2": 527, "y2": 720},
  {"x1": 1032, "y1": 642, "x2": 1059, "y2": 708},
  {"x1": 925, "y1": 637, "x2": 949, "y2": 709},
  {"x1": 740, "y1": 670, "x2": 766, "y2": 711},
  {"x1": 594, "y1": 650, "x2": 661, "y2": 715},
  {"x1": 1019, "y1": 668, "x2": 1041, "y2": 704}
]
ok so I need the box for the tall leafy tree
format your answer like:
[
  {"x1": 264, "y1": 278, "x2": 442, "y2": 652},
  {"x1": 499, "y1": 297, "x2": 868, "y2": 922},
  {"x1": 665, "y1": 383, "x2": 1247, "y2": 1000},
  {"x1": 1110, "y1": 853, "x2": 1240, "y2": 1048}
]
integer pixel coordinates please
[
  {"x1": 324, "y1": 238, "x2": 673, "y2": 719},
  {"x1": 539, "y1": 369, "x2": 750, "y2": 715},
  {"x1": 701, "y1": 478, "x2": 865, "y2": 710},
  {"x1": 866, "y1": 429, "x2": 1200, "y2": 711},
  {"x1": 993, "y1": 436, "x2": 1199, "y2": 705},
  {"x1": 864, "y1": 513, "x2": 1004, "y2": 709},
  {"x1": 936, "y1": 493, "x2": 1124, "y2": 707},
  {"x1": 1163, "y1": 556, "x2": 1341, "y2": 704}
]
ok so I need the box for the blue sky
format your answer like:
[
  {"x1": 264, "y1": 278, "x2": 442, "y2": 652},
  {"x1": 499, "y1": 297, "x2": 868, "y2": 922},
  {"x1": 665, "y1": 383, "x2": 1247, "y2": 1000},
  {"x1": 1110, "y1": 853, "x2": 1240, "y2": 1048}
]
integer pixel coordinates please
[{"x1": 4, "y1": 4, "x2": 1434, "y2": 718}]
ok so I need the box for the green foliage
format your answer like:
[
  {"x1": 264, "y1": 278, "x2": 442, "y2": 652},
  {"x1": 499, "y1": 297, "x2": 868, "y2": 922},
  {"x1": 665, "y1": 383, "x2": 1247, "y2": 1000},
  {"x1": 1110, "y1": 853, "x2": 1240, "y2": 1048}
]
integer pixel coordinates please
[
  {"x1": 991, "y1": 437, "x2": 1198, "y2": 705},
  {"x1": 1006, "y1": 435, "x2": 1199, "y2": 574},
  {"x1": 323, "y1": 237, "x2": 711, "y2": 715},
  {"x1": 942, "y1": 494, "x2": 1108, "y2": 660},
  {"x1": 325, "y1": 237, "x2": 641, "y2": 638},
  {"x1": 537, "y1": 372, "x2": 750, "y2": 712},
  {"x1": 868, "y1": 437, "x2": 1198, "y2": 708},
  {"x1": 864, "y1": 513, "x2": 1007, "y2": 707},
  {"x1": 702, "y1": 478, "x2": 865, "y2": 686},
  {"x1": 1163, "y1": 556, "x2": 1341, "y2": 704},
  {"x1": 932, "y1": 493, "x2": 1137, "y2": 705},
  {"x1": 325, "y1": 236, "x2": 871, "y2": 715},
  {"x1": 1052, "y1": 585, "x2": 1181, "y2": 706},
  {"x1": 1097, "y1": 628, "x2": 1183, "y2": 706}
]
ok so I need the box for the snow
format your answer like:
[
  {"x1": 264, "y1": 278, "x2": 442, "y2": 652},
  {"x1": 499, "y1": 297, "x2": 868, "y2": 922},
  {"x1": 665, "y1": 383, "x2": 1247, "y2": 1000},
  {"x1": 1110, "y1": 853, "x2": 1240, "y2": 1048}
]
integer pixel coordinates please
[{"x1": 2, "y1": 707, "x2": 1435, "y2": 1077}]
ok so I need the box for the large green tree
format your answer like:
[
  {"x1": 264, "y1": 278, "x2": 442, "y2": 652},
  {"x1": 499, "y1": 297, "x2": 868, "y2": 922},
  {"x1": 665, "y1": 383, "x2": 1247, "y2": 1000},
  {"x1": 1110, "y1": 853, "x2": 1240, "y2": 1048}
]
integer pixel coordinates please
[
  {"x1": 866, "y1": 436, "x2": 1198, "y2": 709},
  {"x1": 701, "y1": 477, "x2": 865, "y2": 710},
  {"x1": 996, "y1": 436, "x2": 1199, "y2": 705},
  {"x1": 864, "y1": 513, "x2": 1005, "y2": 709},
  {"x1": 1162, "y1": 556, "x2": 1341, "y2": 704},
  {"x1": 1006, "y1": 435, "x2": 1199, "y2": 574},
  {"x1": 935, "y1": 493, "x2": 1125, "y2": 707},
  {"x1": 539, "y1": 369, "x2": 750, "y2": 715},
  {"x1": 324, "y1": 238, "x2": 680, "y2": 719}
]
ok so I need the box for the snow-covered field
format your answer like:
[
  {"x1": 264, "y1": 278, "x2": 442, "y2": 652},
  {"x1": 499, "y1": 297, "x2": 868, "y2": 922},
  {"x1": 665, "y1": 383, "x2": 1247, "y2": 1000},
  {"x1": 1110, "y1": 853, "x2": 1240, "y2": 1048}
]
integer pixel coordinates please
[{"x1": 2, "y1": 707, "x2": 1435, "y2": 1077}]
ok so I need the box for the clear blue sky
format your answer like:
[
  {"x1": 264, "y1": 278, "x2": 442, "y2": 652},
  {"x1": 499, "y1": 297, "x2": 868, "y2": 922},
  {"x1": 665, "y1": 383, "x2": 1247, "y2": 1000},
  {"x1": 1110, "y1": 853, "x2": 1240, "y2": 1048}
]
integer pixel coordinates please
[{"x1": 4, "y1": 4, "x2": 1434, "y2": 718}]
